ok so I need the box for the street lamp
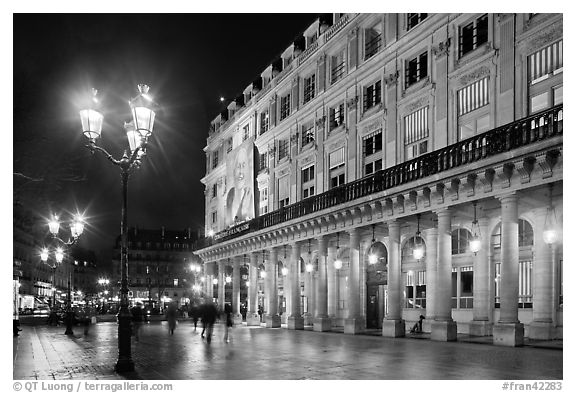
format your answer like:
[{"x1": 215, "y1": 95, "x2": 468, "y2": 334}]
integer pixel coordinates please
[
  {"x1": 79, "y1": 84, "x2": 157, "y2": 373},
  {"x1": 40, "y1": 213, "x2": 85, "y2": 335}
]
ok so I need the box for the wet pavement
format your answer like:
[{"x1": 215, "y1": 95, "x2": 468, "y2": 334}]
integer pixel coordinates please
[{"x1": 13, "y1": 321, "x2": 563, "y2": 380}]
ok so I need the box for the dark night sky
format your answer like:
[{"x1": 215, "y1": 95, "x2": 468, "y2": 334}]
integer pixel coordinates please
[{"x1": 13, "y1": 13, "x2": 319, "y2": 256}]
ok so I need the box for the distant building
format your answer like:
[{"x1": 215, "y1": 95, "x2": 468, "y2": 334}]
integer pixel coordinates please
[
  {"x1": 111, "y1": 227, "x2": 201, "y2": 308},
  {"x1": 196, "y1": 13, "x2": 563, "y2": 346}
]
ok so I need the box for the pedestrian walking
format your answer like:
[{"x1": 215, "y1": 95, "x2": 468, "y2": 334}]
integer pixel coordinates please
[
  {"x1": 223, "y1": 303, "x2": 233, "y2": 343},
  {"x1": 131, "y1": 302, "x2": 144, "y2": 341},
  {"x1": 167, "y1": 302, "x2": 178, "y2": 335},
  {"x1": 190, "y1": 304, "x2": 199, "y2": 331},
  {"x1": 201, "y1": 300, "x2": 218, "y2": 343}
]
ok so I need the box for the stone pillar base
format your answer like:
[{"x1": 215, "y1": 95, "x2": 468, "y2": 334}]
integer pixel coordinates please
[
  {"x1": 382, "y1": 319, "x2": 405, "y2": 337},
  {"x1": 493, "y1": 322, "x2": 524, "y2": 346},
  {"x1": 233, "y1": 314, "x2": 243, "y2": 326},
  {"x1": 529, "y1": 321, "x2": 554, "y2": 340},
  {"x1": 344, "y1": 317, "x2": 364, "y2": 334},
  {"x1": 247, "y1": 314, "x2": 261, "y2": 326},
  {"x1": 431, "y1": 320, "x2": 457, "y2": 341},
  {"x1": 265, "y1": 314, "x2": 282, "y2": 328},
  {"x1": 280, "y1": 313, "x2": 288, "y2": 324},
  {"x1": 287, "y1": 316, "x2": 304, "y2": 330},
  {"x1": 469, "y1": 320, "x2": 493, "y2": 337},
  {"x1": 313, "y1": 317, "x2": 332, "y2": 332}
]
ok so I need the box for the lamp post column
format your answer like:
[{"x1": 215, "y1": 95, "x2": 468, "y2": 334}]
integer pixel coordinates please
[
  {"x1": 65, "y1": 264, "x2": 73, "y2": 335},
  {"x1": 314, "y1": 235, "x2": 331, "y2": 331},
  {"x1": 115, "y1": 169, "x2": 134, "y2": 372},
  {"x1": 382, "y1": 220, "x2": 405, "y2": 337},
  {"x1": 247, "y1": 253, "x2": 260, "y2": 326},
  {"x1": 493, "y1": 193, "x2": 524, "y2": 346},
  {"x1": 287, "y1": 242, "x2": 304, "y2": 329}
]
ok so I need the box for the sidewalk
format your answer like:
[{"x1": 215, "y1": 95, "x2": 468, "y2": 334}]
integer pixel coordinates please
[{"x1": 13, "y1": 321, "x2": 563, "y2": 380}]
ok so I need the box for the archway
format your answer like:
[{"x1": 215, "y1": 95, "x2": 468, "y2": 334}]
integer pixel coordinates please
[{"x1": 365, "y1": 241, "x2": 388, "y2": 329}]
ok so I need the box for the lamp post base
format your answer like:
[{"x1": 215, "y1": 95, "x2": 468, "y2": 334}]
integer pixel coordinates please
[
  {"x1": 116, "y1": 310, "x2": 134, "y2": 372},
  {"x1": 115, "y1": 359, "x2": 135, "y2": 373}
]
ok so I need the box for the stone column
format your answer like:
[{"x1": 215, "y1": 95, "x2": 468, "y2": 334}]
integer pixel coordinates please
[
  {"x1": 529, "y1": 207, "x2": 554, "y2": 339},
  {"x1": 424, "y1": 228, "x2": 438, "y2": 326},
  {"x1": 247, "y1": 252, "x2": 260, "y2": 326},
  {"x1": 345, "y1": 228, "x2": 364, "y2": 334},
  {"x1": 232, "y1": 257, "x2": 242, "y2": 325},
  {"x1": 382, "y1": 220, "x2": 405, "y2": 337},
  {"x1": 287, "y1": 242, "x2": 304, "y2": 329},
  {"x1": 493, "y1": 193, "x2": 524, "y2": 346},
  {"x1": 266, "y1": 247, "x2": 281, "y2": 327},
  {"x1": 327, "y1": 242, "x2": 337, "y2": 320},
  {"x1": 432, "y1": 208, "x2": 457, "y2": 341},
  {"x1": 205, "y1": 262, "x2": 214, "y2": 300},
  {"x1": 470, "y1": 217, "x2": 492, "y2": 336},
  {"x1": 314, "y1": 235, "x2": 331, "y2": 331},
  {"x1": 218, "y1": 260, "x2": 226, "y2": 309}
]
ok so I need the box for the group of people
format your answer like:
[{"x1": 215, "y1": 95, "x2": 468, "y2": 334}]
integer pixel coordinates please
[{"x1": 130, "y1": 300, "x2": 234, "y2": 343}]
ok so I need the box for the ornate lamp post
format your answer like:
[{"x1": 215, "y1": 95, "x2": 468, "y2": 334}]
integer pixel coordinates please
[
  {"x1": 79, "y1": 84, "x2": 157, "y2": 373},
  {"x1": 40, "y1": 213, "x2": 85, "y2": 335}
]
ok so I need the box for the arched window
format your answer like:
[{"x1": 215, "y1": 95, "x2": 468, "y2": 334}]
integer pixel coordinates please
[
  {"x1": 518, "y1": 219, "x2": 534, "y2": 247},
  {"x1": 452, "y1": 228, "x2": 472, "y2": 254}
]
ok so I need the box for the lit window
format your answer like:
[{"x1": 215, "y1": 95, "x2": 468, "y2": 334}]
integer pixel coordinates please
[
  {"x1": 459, "y1": 14, "x2": 488, "y2": 58},
  {"x1": 260, "y1": 110, "x2": 269, "y2": 134},
  {"x1": 528, "y1": 40, "x2": 563, "y2": 114},
  {"x1": 329, "y1": 103, "x2": 345, "y2": 131},
  {"x1": 259, "y1": 187, "x2": 268, "y2": 215},
  {"x1": 301, "y1": 122, "x2": 315, "y2": 147},
  {"x1": 404, "y1": 106, "x2": 429, "y2": 159},
  {"x1": 278, "y1": 175, "x2": 290, "y2": 208},
  {"x1": 363, "y1": 131, "x2": 383, "y2": 176}
]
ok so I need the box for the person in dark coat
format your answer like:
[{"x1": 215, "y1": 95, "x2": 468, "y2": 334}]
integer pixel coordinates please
[
  {"x1": 190, "y1": 304, "x2": 199, "y2": 331},
  {"x1": 223, "y1": 303, "x2": 233, "y2": 343},
  {"x1": 166, "y1": 302, "x2": 178, "y2": 335},
  {"x1": 131, "y1": 302, "x2": 144, "y2": 341},
  {"x1": 201, "y1": 301, "x2": 218, "y2": 343}
]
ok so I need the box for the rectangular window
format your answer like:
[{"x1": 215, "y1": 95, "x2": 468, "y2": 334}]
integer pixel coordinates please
[
  {"x1": 260, "y1": 110, "x2": 269, "y2": 135},
  {"x1": 211, "y1": 183, "x2": 217, "y2": 198},
  {"x1": 259, "y1": 187, "x2": 268, "y2": 215},
  {"x1": 211, "y1": 150, "x2": 219, "y2": 169},
  {"x1": 211, "y1": 211, "x2": 217, "y2": 224},
  {"x1": 363, "y1": 131, "x2": 383, "y2": 157},
  {"x1": 303, "y1": 74, "x2": 315, "y2": 104},
  {"x1": 407, "y1": 13, "x2": 427, "y2": 30},
  {"x1": 363, "y1": 80, "x2": 382, "y2": 112},
  {"x1": 301, "y1": 165, "x2": 315, "y2": 199},
  {"x1": 278, "y1": 175, "x2": 289, "y2": 208},
  {"x1": 457, "y1": 77, "x2": 489, "y2": 116},
  {"x1": 301, "y1": 122, "x2": 315, "y2": 147},
  {"x1": 404, "y1": 106, "x2": 429, "y2": 152},
  {"x1": 415, "y1": 271, "x2": 426, "y2": 308},
  {"x1": 528, "y1": 40, "x2": 563, "y2": 83},
  {"x1": 329, "y1": 147, "x2": 346, "y2": 189},
  {"x1": 331, "y1": 50, "x2": 346, "y2": 84},
  {"x1": 459, "y1": 14, "x2": 488, "y2": 57},
  {"x1": 243, "y1": 124, "x2": 250, "y2": 141},
  {"x1": 258, "y1": 152, "x2": 268, "y2": 172},
  {"x1": 519, "y1": 260, "x2": 533, "y2": 308},
  {"x1": 280, "y1": 93, "x2": 291, "y2": 121},
  {"x1": 459, "y1": 267, "x2": 474, "y2": 309},
  {"x1": 278, "y1": 139, "x2": 289, "y2": 161},
  {"x1": 329, "y1": 103, "x2": 345, "y2": 131},
  {"x1": 226, "y1": 138, "x2": 233, "y2": 153},
  {"x1": 405, "y1": 51, "x2": 428, "y2": 88},
  {"x1": 364, "y1": 23, "x2": 382, "y2": 60}
]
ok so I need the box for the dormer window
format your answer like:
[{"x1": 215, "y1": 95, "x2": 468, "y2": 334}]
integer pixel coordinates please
[{"x1": 407, "y1": 13, "x2": 427, "y2": 30}]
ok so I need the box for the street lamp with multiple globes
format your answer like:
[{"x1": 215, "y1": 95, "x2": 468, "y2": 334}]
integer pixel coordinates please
[
  {"x1": 40, "y1": 213, "x2": 85, "y2": 335},
  {"x1": 79, "y1": 84, "x2": 157, "y2": 373}
]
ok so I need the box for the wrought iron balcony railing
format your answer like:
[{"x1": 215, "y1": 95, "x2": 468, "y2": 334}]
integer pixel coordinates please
[{"x1": 200, "y1": 105, "x2": 562, "y2": 247}]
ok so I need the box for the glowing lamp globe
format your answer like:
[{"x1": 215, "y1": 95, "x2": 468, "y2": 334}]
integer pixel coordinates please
[
  {"x1": 306, "y1": 263, "x2": 313, "y2": 272},
  {"x1": 212, "y1": 278, "x2": 218, "y2": 285},
  {"x1": 543, "y1": 228, "x2": 558, "y2": 245},
  {"x1": 334, "y1": 259, "x2": 343, "y2": 270},
  {"x1": 48, "y1": 216, "x2": 60, "y2": 236},
  {"x1": 130, "y1": 84, "x2": 156, "y2": 138},
  {"x1": 469, "y1": 235, "x2": 481, "y2": 254},
  {"x1": 225, "y1": 276, "x2": 232, "y2": 284},
  {"x1": 55, "y1": 248, "x2": 64, "y2": 263},
  {"x1": 368, "y1": 253, "x2": 378, "y2": 265},
  {"x1": 281, "y1": 267, "x2": 289, "y2": 276},
  {"x1": 413, "y1": 245, "x2": 424, "y2": 261},
  {"x1": 260, "y1": 271, "x2": 267, "y2": 279},
  {"x1": 41, "y1": 248, "x2": 49, "y2": 262}
]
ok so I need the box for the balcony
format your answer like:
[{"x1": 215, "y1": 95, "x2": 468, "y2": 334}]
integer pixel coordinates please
[{"x1": 200, "y1": 105, "x2": 562, "y2": 247}]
